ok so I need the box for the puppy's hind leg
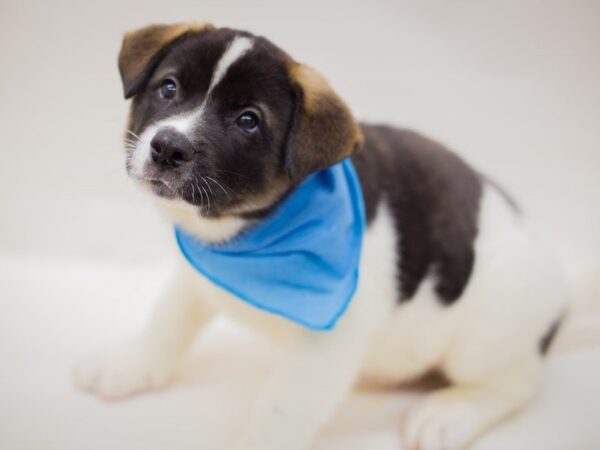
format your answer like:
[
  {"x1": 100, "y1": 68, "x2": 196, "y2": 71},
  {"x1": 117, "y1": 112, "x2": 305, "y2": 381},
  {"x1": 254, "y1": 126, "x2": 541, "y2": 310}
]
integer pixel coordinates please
[
  {"x1": 73, "y1": 263, "x2": 214, "y2": 400},
  {"x1": 404, "y1": 356, "x2": 541, "y2": 450}
]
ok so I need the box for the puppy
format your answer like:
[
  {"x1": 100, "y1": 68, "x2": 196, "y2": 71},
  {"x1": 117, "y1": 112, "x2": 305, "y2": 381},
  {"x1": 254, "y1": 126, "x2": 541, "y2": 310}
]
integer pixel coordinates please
[{"x1": 74, "y1": 23, "x2": 567, "y2": 450}]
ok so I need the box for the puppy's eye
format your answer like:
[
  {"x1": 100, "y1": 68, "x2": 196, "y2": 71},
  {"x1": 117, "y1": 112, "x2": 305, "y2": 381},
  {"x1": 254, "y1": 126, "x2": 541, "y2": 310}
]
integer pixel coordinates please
[
  {"x1": 158, "y1": 79, "x2": 177, "y2": 100},
  {"x1": 236, "y1": 111, "x2": 259, "y2": 133}
]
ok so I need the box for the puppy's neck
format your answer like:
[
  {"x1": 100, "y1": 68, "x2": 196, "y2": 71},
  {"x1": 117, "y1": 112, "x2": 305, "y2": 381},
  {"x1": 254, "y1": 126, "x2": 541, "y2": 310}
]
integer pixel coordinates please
[
  {"x1": 152, "y1": 175, "x2": 292, "y2": 244},
  {"x1": 154, "y1": 199, "x2": 250, "y2": 244}
]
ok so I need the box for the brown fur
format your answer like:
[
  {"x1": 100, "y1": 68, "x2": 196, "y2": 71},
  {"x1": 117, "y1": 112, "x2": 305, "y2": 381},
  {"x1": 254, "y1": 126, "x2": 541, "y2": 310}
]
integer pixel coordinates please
[
  {"x1": 285, "y1": 63, "x2": 363, "y2": 181},
  {"x1": 118, "y1": 23, "x2": 214, "y2": 99}
]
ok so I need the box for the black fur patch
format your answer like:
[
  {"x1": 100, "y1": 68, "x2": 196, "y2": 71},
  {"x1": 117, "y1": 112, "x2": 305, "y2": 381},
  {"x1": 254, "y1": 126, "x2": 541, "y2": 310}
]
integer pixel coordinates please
[{"x1": 352, "y1": 126, "x2": 482, "y2": 304}]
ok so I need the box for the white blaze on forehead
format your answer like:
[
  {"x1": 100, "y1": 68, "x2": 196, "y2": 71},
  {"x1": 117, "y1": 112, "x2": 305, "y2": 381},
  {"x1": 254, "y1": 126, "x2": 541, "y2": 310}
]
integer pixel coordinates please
[{"x1": 208, "y1": 36, "x2": 254, "y2": 93}]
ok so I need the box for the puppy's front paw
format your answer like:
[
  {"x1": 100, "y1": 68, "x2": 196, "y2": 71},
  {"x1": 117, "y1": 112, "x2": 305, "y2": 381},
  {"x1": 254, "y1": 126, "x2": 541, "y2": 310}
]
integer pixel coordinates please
[
  {"x1": 404, "y1": 391, "x2": 479, "y2": 450},
  {"x1": 73, "y1": 338, "x2": 177, "y2": 400}
]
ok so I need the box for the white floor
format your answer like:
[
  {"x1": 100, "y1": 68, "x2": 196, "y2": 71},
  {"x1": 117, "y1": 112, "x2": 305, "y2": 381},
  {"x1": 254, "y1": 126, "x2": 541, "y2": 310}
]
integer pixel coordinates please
[
  {"x1": 1, "y1": 256, "x2": 599, "y2": 450},
  {"x1": 1, "y1": 0, "x2": 599, "y2": 449}
]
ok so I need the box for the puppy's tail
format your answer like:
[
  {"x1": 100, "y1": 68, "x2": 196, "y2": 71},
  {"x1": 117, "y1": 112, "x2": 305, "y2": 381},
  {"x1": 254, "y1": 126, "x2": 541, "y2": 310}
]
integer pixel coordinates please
[{"x1": 552, "y1": 257, "x2": 600, "y2": 353}]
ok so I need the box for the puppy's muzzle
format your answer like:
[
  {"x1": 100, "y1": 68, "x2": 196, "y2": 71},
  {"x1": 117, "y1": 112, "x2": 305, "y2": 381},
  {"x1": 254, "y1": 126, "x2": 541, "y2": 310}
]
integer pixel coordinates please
[{"x1": 150, "y1": 127, "x2": 194, "y2": 169}]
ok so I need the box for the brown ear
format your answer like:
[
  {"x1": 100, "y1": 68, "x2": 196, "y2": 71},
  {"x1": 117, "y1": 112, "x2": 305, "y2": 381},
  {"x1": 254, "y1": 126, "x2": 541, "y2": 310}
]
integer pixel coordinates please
[
  {"x1": 118, "y1": 23, "x2": 214, "y2": 99},
  {"x1": 285, "y1": 63, "x2": 363, "y2": 181}
]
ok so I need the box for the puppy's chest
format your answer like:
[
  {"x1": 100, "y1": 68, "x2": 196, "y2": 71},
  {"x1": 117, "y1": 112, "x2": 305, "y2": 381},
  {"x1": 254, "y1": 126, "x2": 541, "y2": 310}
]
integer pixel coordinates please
[{"x1": 186, "y1": 263, "x2": 304, "y2": 341}]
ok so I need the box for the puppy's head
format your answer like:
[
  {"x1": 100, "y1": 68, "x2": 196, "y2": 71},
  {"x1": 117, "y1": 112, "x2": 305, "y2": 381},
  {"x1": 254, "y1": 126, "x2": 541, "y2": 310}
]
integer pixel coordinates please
[{"x1": 120, "y1": 23, "x2": 362, "y2": 218}]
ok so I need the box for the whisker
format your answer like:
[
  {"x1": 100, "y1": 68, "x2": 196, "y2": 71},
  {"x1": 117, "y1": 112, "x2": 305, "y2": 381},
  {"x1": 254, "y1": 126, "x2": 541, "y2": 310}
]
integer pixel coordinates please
[
  {"x1": 214, "y1": 169, "x2": 250, "y2": 180},
  {"x1": 202, "y1": 177, "x2": 213, "y2": 195},
  {"x1": 205, "y1": 176, "x2": 231, "y2": 200},
  {"x1": 124, "y1": 129, "x2": 142, "y2": 141},
  {"x1": 123, "y1": 139, "x2": 137, "y2": 146},
  {"x1": 196, "y1": 183, "x2": 205, "y2": 213},
  {"x1": 201, "y1": 185, "x2": 210, "y2": 213}
]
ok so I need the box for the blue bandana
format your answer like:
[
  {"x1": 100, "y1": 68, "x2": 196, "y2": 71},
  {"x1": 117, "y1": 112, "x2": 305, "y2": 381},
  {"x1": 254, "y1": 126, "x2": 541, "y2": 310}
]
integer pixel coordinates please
[{"x1": 175, "y1": 159, "x2": 366, "y2": 331}]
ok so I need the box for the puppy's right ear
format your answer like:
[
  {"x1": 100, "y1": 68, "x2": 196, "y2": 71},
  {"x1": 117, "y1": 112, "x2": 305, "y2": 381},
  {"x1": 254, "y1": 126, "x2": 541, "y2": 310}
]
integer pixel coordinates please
[{"x1": 118, "y1": 23, "x2": 214, "y2": 99}]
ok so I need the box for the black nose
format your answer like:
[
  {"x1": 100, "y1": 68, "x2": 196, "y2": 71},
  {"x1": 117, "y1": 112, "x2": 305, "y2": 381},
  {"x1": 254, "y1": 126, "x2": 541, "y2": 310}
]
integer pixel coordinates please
[{"x1": 150, "y1": 128, "x2": 194, "y2": 168}]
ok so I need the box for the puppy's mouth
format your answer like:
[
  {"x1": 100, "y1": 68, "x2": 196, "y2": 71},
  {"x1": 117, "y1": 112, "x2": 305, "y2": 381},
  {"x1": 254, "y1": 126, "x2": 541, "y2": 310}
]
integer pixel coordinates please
[
  {"x1": 127, "y1": 161, "x2": 185, "y2": 200},
  {"x1": 135, "y1": 172, "x2": 215, "y2": 210},
  {"x1": 147, "y1": 179, "x2": 179, "y2": 199},
  {"x1": 126, "y1": 153, "x2": 232, "y2": 214}
]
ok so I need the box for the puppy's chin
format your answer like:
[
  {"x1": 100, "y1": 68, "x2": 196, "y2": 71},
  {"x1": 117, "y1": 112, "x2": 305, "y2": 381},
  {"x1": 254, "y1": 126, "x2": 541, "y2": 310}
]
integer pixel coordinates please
[
  {"x1": 127, "y1": 163, "x2": 185, "y2": 199},
  {"x1": 148, "y1": 179, "x2": 179, "y2": 199},
  {"x1": 133, "y1": 178, "x2": 189, "y2": 208}
]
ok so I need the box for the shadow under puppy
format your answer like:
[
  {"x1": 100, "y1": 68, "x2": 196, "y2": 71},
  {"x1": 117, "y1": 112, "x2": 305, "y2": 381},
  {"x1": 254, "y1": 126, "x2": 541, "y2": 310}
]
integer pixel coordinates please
[{"x1": 74, "y1": 23, "x2": 567, "y2": 450}]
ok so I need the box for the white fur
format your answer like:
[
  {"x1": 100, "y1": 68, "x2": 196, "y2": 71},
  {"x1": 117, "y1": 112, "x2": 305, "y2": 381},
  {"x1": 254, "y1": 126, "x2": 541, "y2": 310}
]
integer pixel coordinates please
[
  {"x1": 128, "y1": 121, "x2": 156, "y2": 179},
  {"x1": 363, "y1": 186, "x2": 566, "y2": 449},
  {"x1": 362, "y1": 187, "x2": 566, "y2": 388},
  {"x1": 154, "y1": 199, "x2": 249, "y2": 243},
  {"x1": 74, "y1": 181, "x2": 568, "y2": 450},
  {"x1": 208, "y1": 36, "x2": 254, "y2": 92}
]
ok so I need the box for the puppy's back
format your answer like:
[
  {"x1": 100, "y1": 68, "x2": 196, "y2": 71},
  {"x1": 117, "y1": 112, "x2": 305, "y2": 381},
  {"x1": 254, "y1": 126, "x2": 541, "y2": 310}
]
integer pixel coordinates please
[{"x1": 352, "y1": 125, "x2": 486, "y2": 304}]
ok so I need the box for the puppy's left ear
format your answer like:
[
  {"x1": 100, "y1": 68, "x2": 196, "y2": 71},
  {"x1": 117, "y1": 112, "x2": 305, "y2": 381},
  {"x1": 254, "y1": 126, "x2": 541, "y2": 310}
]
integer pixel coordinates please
[
  {"x1": 118, "y1": 23, "x2": 214, "y2": 99},
  {"x1": 285, "y1": 63, "x2": 363, "y2": 181}
]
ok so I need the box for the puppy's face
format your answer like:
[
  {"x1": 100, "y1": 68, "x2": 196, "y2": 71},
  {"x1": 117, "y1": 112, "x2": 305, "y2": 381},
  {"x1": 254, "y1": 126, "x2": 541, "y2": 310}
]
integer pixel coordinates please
[{"x1": 120, "y1": 24, "x2": 362, "y2": 218}]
